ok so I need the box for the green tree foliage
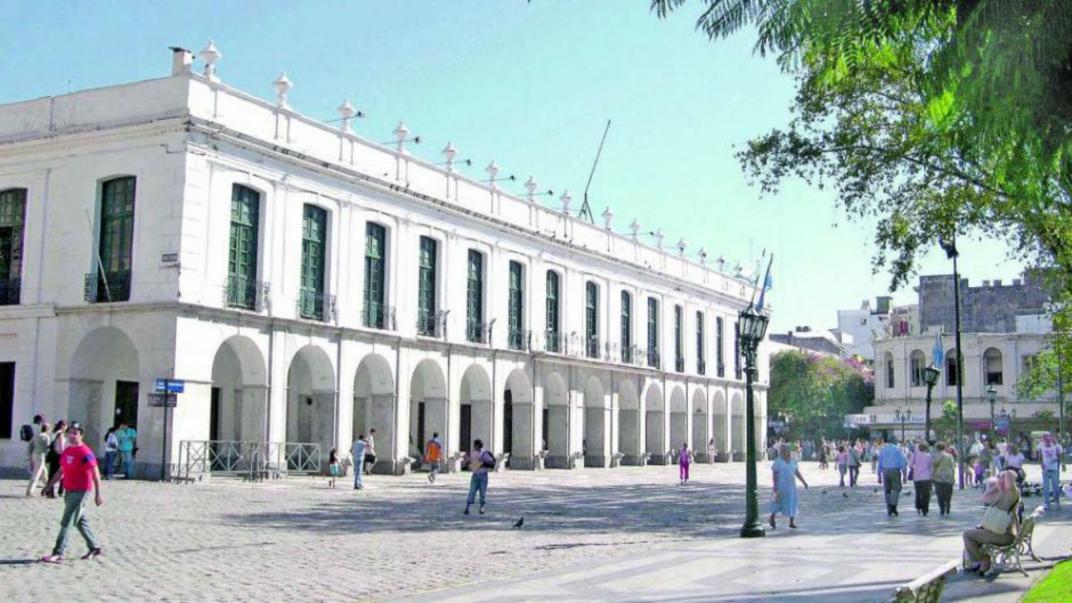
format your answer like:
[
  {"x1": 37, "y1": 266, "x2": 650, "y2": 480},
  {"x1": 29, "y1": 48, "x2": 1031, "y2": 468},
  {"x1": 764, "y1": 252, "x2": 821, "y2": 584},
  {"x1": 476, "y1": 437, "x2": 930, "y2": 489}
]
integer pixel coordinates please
[
  {"x1": 933, "y1": 399, "x2": 960, "y2": 443},
  {"x1": 768, "y1": 350, "x2": 873, "y2": 439}
]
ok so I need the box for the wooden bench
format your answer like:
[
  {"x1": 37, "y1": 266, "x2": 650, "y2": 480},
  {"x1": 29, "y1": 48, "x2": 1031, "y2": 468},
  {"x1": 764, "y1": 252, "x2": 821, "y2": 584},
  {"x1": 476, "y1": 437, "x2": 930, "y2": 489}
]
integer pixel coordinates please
[
  {"x1": 891, "y1": 560, "x2": 959, "y2": 603},
  {"x1": 980, "y1": 505, "x2": 1044, "y2": 577}
]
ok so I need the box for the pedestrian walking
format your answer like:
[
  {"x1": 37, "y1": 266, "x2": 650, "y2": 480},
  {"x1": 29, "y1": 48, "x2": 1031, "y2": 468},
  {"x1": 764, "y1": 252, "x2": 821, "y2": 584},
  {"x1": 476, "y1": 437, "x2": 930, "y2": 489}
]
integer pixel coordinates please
[
  {"x1": 463, "y1": 439, "x2": 495, "y2": 515},
  {"x1": 871, "y1": 439, "x2": 880, "y2": 475},
  {"x1": 836, "y1": 446, "x2": 848, "y2": 487},
  {"x1": 878, "y1": 438, "x2": 908, "y2": 517},
  {"x1": 39, "y1": 424, "x2": 104, "y2": 563},
  {"x1": 932, "y1": 442, "x2": 956, "y2": 516},
  {"x1": 963, "y1": 470, "x2": 1021, "y2": 575},
  {"x1": 707, "y1": 438, "x2": 717, "y2": 464},
  {"x1": 328, "y1": 448, "x2": 340, "y2": 488},
  {"x1": 45, "y1": 420, "x2": 67, "y2": 497},
  {"x1": 911, "y1": 442, "x2": 933, "y2": 516},
  {"x1": 102, "y1": 428, "x2": 119, "y2": 480},
  {"x1": 1039, "y1": 432, "x2": 1063, "y2": 508},
  {"x1": 678, "y1": 442, "x2": 692, "y2": 485},
  {"x1": 351, "y1": 435, "x2": 368, "y2": 490},
  {"x1": 115, "y1": 421, "x2": 137, "y2": 478},
  {"x1": 847, "y1": 443, "x2": 861, "y2": 487},
  {"x1": 26, "y1": 422, "x2": 51, "y2": 497},
  {"x1": 424, "y1": 432, "x2": 443, "y2": 484},
  {"x1": 768, "y1": 446, "x2": 808, "y2": 529},
  {"x1": 364, "y1": 428, "x2": 377, "y2": 475},
  {"x1": 818, "y1": 443, "x2": 828, "y2": 470}
]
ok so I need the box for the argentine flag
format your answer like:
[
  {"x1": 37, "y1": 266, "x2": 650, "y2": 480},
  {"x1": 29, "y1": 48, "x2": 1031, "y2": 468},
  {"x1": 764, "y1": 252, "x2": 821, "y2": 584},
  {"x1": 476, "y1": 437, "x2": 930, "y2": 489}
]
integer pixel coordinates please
[{"x1": 932, "y1": 332, "x2": 944, "y2": 365}]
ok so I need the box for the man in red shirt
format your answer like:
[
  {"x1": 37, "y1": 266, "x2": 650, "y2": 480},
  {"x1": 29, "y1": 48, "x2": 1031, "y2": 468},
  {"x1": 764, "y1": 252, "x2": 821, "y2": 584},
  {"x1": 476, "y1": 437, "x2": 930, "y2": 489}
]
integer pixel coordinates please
[{"x1": 40, "y1": 424, "x2": 103, "y2": 563}]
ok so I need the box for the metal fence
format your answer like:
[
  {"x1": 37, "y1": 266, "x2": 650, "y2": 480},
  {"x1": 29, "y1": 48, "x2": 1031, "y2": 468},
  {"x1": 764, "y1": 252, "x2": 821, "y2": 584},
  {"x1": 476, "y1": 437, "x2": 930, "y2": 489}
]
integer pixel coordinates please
[{"x1": 178, "y1": 440, "x2": 322, "y2": 482}]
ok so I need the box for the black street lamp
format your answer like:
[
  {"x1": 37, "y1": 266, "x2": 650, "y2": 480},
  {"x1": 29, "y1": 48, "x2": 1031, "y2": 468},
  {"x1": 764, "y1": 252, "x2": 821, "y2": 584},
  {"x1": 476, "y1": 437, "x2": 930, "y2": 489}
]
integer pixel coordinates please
[
  {"x1": 895, "y1": 408, "x2": 912, "y2": 444},
  {"x1": 939, "y1": 233, "x2": 967, "y2": 489},
  {"x1": 923, "y1": 364, "x2": 941, "y2": 442},
  {"x1": 987, "y1": 385, "x2": 998, "y2": 442},
  {"x1": 737, "y1": 304, "x2": 770, "y2": 538}
]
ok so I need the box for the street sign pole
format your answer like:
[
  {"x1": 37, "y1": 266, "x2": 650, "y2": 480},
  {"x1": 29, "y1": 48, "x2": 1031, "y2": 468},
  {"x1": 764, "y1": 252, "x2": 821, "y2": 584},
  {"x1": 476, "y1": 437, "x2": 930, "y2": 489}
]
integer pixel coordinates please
[{"x1": 161, "y1": 378, "x2": 169, "y2": 482}]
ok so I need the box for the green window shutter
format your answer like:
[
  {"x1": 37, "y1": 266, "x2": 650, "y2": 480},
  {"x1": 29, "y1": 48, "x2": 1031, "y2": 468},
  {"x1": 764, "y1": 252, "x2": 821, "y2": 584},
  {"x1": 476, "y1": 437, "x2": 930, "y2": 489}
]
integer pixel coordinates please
[
  {"x1": 674, "y1": 305, "x2": 683, "y2": 372},
  {"x1": 0, "y1": 188, "x2": 26, "y2": 305},
  {"x1": 508, "y1": 261, "x2": 523, "y2": 348},
  {"x1": 466, "y1": 249, "x2": 484, "y2": 342},
  {"x1": 545, "y1": 271, "x2": 559, "y2": 352},
  {"x1": 300, "y1": 205, "x2": 327, "y2": 319},
  {"x1": 716, "y1": 317, "x2": 725, "y2": 377},
  {"x1": 647, "y1": 297, "x2": 659, "y2": 367},
  {"x1": 696, "y1": 311, "x2": 705, "y2": 374},
  {"x1": 620, "y1": 291, "x2": 631, "y2": 361},
  {"x1": 364, "y1": 222, "x2": 386, "y2": 328},
  {"x1": 585, "y1": 282, "x2": 598, "y2": 358},
  {"x1": 97, "y1": 177, "x2": 135, "y2": 301},
  {"x1": 227, "y1": 185, "x2": 260, "y2": 309},
  {"x1": 418, "y1": 236, "x2": 437, "y2": 335}
]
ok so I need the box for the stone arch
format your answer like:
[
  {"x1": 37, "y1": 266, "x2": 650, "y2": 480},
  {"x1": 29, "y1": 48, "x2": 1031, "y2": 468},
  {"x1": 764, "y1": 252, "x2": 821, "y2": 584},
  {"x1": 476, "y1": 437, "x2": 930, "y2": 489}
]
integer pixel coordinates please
[
  {"x1": 408, "y1": 358, "x2": 447, "y2": 463},
  {"x1": 504, "y1": 368, "x2": 535, "y2": 468},
  {"x1": 711, "y1": 390, "x2": 727, "y2": 460},
  {"x1": 542, "y1": 370, "x2": 569, "y2": 467},
  {"x1": 984, "y1": 347, "x2": 1003, "y2": 386},
  {"x1": 669, "y1": 386, "x2": 688, "y2": 455},
  {"x1": 353, "y1": 353, "x2": 395, "y2": 472},
  {"x1": 68, "y1": 326, "x2": 141, "y2": 459},
  {"x1": 460, "y1": 363, "x2": 493, "y2": 456},
  {"x1": 618, "y1": 379, "x2": 642, "y2": 463},
  {"x1": 691, "y1": 388, "x2": 709, "y2": 460},
  {"x1": 210, "y1": 335, "x2": 268, "y2": 443},
  {"x1": 730, "y1": 391, "x2": 744, "y2": 460},
  {"x1": 644, "y1": 382, "x2": 666, "y2": 462},
  {"x1": 583, "y1": 375, "x2": 608, "y2": 467},
  {"x1": 286, "y1": 345, "x2": 336, "y2": 470}
]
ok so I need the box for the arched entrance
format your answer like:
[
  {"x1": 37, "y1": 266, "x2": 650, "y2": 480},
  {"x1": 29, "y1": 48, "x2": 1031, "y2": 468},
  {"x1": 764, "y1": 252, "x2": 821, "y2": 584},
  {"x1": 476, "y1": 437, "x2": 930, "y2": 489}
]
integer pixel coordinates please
[
  {"x1": 504, "y1": 369, "x2": 535, "y2": 468},
  {"x1": 459, "y1": 364, "x2": 493, "y2": 457},
  {"x1": 712, "y1": 390, "x2": 727, "y2": 461},
  {"x1": 210, "y1": 336, "x2": 268, "y2": 443},
  {"x1": 286, "y1": 345, "x2": 335, "y2": 470},
  {"x1": 353, "y1": 354, "x2": 394, "y2": 472},
  {"x1": 543, "y1": 371, "x2": 569, "y2": 468},
  {"x1": 618, "y1": 380, "x2": 642, "y2": 465},
  {"x1": 583, "y1": 375, "x2": 608, "y2": 467},
  {"x1": 669, "y1": 386, "x2": 688, "y2": 458},
  {"x1": 68, "y1": 327, "x2": 141, "y2": 459},
  {"x1": 691, "y1": 389, "x2": 709, "y2": 461},
  {"x1": 408, "y1": 359, "x2": 446, "y2": 464},
  {"x1": 730, "y1": 392, "x2": 744, "y2": 461},
  {"x1": 644, "y1": 382, "x2": 666, "y2": 464}
]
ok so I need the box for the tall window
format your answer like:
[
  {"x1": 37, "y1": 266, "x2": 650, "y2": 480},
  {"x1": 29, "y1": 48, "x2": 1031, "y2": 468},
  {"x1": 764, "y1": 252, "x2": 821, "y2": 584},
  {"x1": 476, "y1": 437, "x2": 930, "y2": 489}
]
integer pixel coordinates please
[
  {"x1": 716, "y1": 316, "x2": 725, "y2": 377},
  {"x1": 909, "y1": 350, "x2": 926, "y2": 387},
  {"x1": 946, "y1": 348, "x2": 959, "y2": 386},
  {"x1": 621, "y1": 291, "x2": 633, "y2": 363},
  {"x1": 647, "y1": 297, "x2": 659, "y2": 368},
  {"x1": 585, "y1": 282, "x2": 599, "y2": 358},
  {"x1": 696, "y1": 311, "x2": 705, "y2": 375},
  {"x1": 0, "y1": 189, "x2": 26, "y2": 305},
  {"x1": 545, "y1": 270, "x2": 560, "y2": 352},
  {"x1": 466, "y1": 250, "x2": 484, "y2": 342},
  {"x1": 226, "y1": 185, "x2": 259, "y2": 310},
  {"x1": 508, "y1": 261, "x2": 524, "y2": 349},
  {"x1": 299, "y1": 205, "x2": 327, "y2": 320},
  {"x1": 734, "y1": 320, "x2": 742, "y2": 379},
  {"x1": 674, "y1": 305, "x2": 684, "y2": 372},
  {"x1": 363, "y1": 223, "x2": 386, "y2": 328},
  {"x1": 884, "y1": 352, "x2": 895, "y2": 389},
  {"x1": 984, "y1": 347, "x2": 1004, "y2": 385},
  {"x1": 416, "y1": 237, "x2": 438, "y2": 335},
  {"x1": 95, "y1": 177, "x2": 135, "y2": 302},
  {"x1": 0, "y1": 362, "x2": 12, "y2": 438}
]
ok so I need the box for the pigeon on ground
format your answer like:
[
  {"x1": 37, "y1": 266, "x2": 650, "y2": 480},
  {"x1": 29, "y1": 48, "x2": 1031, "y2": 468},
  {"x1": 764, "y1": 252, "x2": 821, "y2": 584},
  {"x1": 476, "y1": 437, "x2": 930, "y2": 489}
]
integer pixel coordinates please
[
  {"x1": 512, "y1": 516, "x2": 524, "y2": 529},
  {"x1": 842, "y1": 492, "x2": 849, "y2": 498}
]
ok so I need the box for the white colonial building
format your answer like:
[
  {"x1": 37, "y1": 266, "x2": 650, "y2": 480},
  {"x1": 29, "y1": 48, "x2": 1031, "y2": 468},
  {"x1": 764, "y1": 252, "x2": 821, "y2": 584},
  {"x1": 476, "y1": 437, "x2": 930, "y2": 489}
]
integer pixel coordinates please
[{"x1": 0, "y1": 46, "x2": 768, "y2": 477}]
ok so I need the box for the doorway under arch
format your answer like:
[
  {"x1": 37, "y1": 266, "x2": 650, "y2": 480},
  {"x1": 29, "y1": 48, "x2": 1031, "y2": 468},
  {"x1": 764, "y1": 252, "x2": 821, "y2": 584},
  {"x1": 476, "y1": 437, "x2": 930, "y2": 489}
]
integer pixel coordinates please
[{"x1": 354, "y1": 353, "x2": 395, "y2": 473}]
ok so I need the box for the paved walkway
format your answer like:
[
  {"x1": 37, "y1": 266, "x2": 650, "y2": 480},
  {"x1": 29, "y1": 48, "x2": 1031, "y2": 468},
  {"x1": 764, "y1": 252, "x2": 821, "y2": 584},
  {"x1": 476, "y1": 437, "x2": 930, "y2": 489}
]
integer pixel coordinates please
[{"x1": 1, "y1": 461, "x2": 1067, "y2": 602}]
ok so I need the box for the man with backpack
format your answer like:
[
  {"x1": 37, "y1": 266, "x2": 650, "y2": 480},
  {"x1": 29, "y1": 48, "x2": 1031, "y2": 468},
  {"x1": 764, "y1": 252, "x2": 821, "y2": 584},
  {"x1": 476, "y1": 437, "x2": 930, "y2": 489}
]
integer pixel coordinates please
[
  {"x1": 463, "y1": 439, "x2": 496, "y2": 515},
  {"x1": 425, "y1": 432, "x2": 443, "y2": 484}
]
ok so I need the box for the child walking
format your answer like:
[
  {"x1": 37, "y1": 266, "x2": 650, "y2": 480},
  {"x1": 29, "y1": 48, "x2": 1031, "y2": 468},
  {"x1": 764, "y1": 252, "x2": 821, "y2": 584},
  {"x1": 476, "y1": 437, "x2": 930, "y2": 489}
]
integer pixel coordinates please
[
  {"x1": 328, "y1": 448, "x2": 340, "y2": 488},
  {"x1": 678, "y1": 442, "x2": 692, "y2": 485}
]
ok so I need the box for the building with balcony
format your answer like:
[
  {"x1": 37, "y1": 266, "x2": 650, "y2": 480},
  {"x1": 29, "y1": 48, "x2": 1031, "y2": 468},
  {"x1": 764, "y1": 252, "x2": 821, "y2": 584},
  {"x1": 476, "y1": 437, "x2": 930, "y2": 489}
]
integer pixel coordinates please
[{"x1": 0, "y1": 46, "x2": 768, "y2": 476}]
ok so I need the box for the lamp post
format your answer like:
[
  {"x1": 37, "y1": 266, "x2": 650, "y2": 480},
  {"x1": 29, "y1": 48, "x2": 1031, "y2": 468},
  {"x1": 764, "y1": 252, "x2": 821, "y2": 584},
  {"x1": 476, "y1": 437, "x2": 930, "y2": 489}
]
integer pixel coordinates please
[
  {"x1": 923, "y1": 364, "x2": 941, "y2": 442},
  {"x1": 737, "y1": 304, "x2": 770, "y2": 538},
  {"x1": 987, "y1": 385, "x2": 998, "y2": 442},
  {"x1": 939, "y1": 233, "x2": 966, "y2": 489},
  {"x1": 895, "y1": 408, "x2": 912, "y2": 444}
]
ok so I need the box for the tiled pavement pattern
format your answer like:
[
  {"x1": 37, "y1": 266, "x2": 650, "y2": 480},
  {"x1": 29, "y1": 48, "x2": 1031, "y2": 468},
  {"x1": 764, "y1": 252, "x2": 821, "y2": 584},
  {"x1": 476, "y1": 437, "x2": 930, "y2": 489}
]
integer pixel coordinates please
[{"x1": 1, "y1": 462, "x2": 1067, "y2": 602}]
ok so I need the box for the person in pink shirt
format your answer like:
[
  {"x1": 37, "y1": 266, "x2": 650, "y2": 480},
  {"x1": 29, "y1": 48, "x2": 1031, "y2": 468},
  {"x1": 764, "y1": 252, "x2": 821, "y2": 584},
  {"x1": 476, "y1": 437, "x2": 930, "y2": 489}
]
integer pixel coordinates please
[
  {"x1": 836, "y1": 446, "x2": 849, "y2": 487},
  {"x1": 911, "y1": 442, "x2": 934, "y2": 516},
  {"x1": 678, "y1": 442, "x2": 692, "y2": 485},
  {"x1": 40, "y1": 425, "x2": 103, "y2": 563}
]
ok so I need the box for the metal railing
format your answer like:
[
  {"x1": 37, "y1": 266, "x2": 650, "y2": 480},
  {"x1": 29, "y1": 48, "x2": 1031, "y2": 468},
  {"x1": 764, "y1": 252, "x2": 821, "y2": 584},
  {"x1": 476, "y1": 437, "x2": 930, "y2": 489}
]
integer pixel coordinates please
[
  {"x1": 698, "y1": 360, "x2": 706, "y2": 376},
  {"x1": 621, "y1": 343, "x2": 634, "y2": 364},
  {"x1": 508, "y1": 328, "x2": 530, "y2": 351},
  {"x1": 364, "y1": 302, "x2": 397, "y2": 331},
  {"x1": 84, "y1": 270, "x2": 131, "y2": 303},
  {"x1": 298, "y1": 290, "x2": 336, "y2": 322},
  {"x1": 467, "y1": 320, "x2": 490, "y2": 344},
  {"x1": 675, "y1": 357, "x2": 685, "y2": 373},
  {"x1": 585, "y1": 336, "x2": 600, "y2": 359},
  {"x1": 225, "y1": 276, "x2": 270, "y2": 312},
  {"x1": 544, "y1": 330, "x2": 563, "y2": 353},
  {"x1": 417, "y1": 309, "x2": 439, "y2": 337},
  {"x1": 647, "y1": 349, "x2": 661, "y2": 369},
  {"x1": 178, "y1": 440, "x2": 322, "y2": 481},
  {"x1": 0, "y1": 277, "x2": 20, "y2": 305}
]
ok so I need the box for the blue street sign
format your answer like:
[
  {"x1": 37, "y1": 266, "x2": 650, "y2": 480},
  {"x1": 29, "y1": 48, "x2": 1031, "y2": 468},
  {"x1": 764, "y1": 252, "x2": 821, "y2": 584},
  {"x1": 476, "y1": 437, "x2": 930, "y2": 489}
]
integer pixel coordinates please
[{"x1": 154, "y1": 379, "x2": 185, "y2": 394}]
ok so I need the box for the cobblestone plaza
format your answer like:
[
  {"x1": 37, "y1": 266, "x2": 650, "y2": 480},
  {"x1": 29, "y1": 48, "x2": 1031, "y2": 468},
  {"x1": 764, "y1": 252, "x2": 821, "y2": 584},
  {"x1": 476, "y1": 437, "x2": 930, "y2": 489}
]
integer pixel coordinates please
[{"x1": 3, "y1": 463, "x2": 1069, "y2": 602}]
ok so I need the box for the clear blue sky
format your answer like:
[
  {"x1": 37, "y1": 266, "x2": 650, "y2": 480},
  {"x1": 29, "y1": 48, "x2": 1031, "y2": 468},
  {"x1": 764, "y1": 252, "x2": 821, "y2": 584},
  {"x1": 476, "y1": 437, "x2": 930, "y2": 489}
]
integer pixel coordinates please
[{"x1": 0, "y1": 0, "x2": 1023, "y2": 331}]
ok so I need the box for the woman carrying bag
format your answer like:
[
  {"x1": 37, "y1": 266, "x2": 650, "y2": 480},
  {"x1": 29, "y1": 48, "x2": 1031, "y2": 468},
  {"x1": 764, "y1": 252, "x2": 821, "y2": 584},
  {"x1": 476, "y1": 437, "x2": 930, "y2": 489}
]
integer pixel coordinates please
[{"x1": 962, "y1": 470, "x2": 1021, "y2": 575}]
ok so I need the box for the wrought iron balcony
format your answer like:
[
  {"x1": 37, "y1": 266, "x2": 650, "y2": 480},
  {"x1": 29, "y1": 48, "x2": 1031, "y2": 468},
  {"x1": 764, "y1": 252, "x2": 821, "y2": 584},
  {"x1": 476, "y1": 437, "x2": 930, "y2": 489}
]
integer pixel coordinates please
[
  {"x1": 675, "y1": 357, "x2": 685, "y2": 373},
  {"x1": 466, "y1": 320, "x2": 490, "y2": 344},
  {"x1": 544, "y1": 330, "x2": 563, "y2": 353},
  {"x1": 298, "y1": 289, "x2": 336, "y2": 322},
  {"x1": 585, "y1": 336, "x2": 600, "y2": 359},
  {"x1": 84, "y1": 270, "x2": 131, "y2": 303},
  {"x1": 621, "y1": 344, "x2": 635, "y2": 364},
  {"x1": 508, "y1": 328, "x2": 530, "y2": 351},
  {"x1": 417, "y1": 310, "x2": 445, "y2": 338},
  {"x1": 0, "y1": 277, "x2": 20, "y2": 305},
  {"x1": 225, "y1": 276, "x2": 269, "y2": 312},
  {"x1": 697, "y1": 360, "x2": 706, "y2": 376},
  {"x1": 717, "y1": 362, "x2": 725, "y2": 378},
  {"x1": 363, "y1": 302, "x2": 396, "y2": 331},
  {"x1": 647, "y1": 349, "x2": 660, "y2": 369}
]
